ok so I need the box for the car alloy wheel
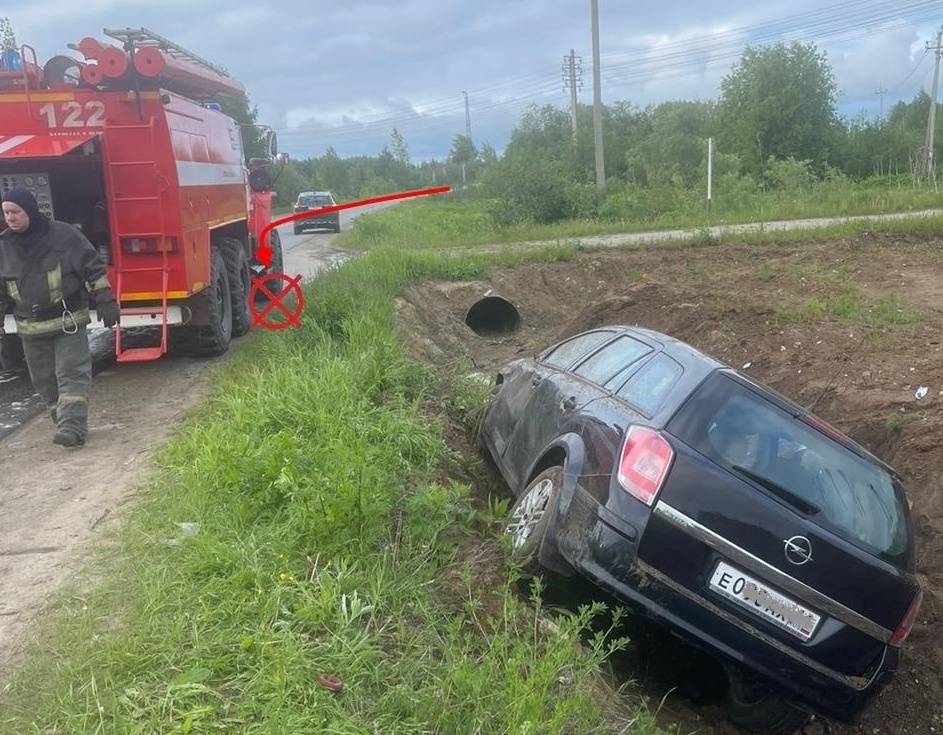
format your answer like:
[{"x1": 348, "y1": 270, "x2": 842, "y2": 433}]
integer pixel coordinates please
[{"x1": 506, "y1": 466, "x2": 562, "y2": 570}]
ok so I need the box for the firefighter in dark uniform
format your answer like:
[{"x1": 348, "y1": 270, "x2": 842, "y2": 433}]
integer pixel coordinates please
[{"x1": 0, "y1": 187, "x2": 120, "y2": 447}]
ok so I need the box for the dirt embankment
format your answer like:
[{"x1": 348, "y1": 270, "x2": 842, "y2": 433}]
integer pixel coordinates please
[
  {"x1": 3, "y1": 232, "x2": 941, "y2": 734},
  {"x1": 396, "y1": 233, "x2": 943, "y2": 735}
]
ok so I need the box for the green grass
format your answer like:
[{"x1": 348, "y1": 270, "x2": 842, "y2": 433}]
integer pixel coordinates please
[
  {"x1": 8, "y1": 176, "x2": 940, "y2": 733},
  {"x1": 885, "y1": 409, "x2": 925, "y2": 431},
  {"x1": 757, "y1": 261, "x2": 774, "y2": 283},
  {"x1": 870, "y1": 293, "x2": 924, "y2": 326},
  {"x1": 337, "y1": 180, "x2": 943, "y2": 252},
  {"x1": 771, "y1": 286, "x2": 924, "y2": 329},
  {"x1": 0, "y1": 246, "x2": 667, "y2": 735}
]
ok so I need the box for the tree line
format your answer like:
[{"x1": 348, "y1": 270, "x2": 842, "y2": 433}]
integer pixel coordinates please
[{"x1": 272, "y1": 41, "x2": 942, "y2": 222}]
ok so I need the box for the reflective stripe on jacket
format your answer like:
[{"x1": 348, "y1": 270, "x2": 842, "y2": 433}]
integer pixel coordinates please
[
  {"x1": 0, "y1": 219, "x2": 112, "y2": 334},
  {"x1": 14, "y1": 308, "x2": 91, "y2": 337}
]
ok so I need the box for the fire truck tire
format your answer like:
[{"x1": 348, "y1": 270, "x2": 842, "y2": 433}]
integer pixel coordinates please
[
  {"x1": 170, "y1": 247, "x2": 233, "y2": 357},
  {"x1": 255, "y1": 229, "x2": 285, "y2": 302},
  {"x1": 268, "y1": 228, "x2": 285, "y2": 275},
  {"x1": 215, "y1": 237, "x2": 252, "y2": 338}
]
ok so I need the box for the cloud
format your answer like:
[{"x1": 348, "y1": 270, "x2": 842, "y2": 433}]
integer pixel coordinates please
[{"x1": 3, "y1": 1, "x2": 941, "y2": 160}]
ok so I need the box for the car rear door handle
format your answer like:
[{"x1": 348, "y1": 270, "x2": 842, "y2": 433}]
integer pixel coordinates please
[
  {"x1": 560, "y1": 395, "x2": 576, "y2": 411},
  {"x1": 531, "y1": 376, "x2": 542, "y2": 387}
]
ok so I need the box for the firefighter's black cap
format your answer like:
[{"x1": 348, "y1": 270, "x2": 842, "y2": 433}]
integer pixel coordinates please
[{"x1": 1, "y1": 187, "x2": 42, "y2": 223}]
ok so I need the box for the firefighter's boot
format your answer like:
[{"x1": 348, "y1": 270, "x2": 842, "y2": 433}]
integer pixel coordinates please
[{"x1": 53, "y1": 427, "x2": 85, "y2": 447}]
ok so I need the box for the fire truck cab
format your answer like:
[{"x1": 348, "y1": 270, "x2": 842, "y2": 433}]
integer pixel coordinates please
[{"x1": 0, "y1": 27, "x2": 284, "y2": 361}]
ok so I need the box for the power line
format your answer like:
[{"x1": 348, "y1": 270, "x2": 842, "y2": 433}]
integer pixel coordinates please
[
  {"x1": 463, "y1": 90, "x2": 472, "y2": 143},
  {"x1": 874, "y1": 85, "x2": 887, "y2": 121},
  {"x1": 276, "y1": 0, "x2": 940, "y2": 153},
  {"x1": 918, "y1": 26, "x2": 943, "y2": 180},
  {"x1": 597, "y1": 0, "x2": 938, "y2": 96},
  {"x1": 562, "y1": 49, "x2": 583, "y2": 136},
  {"x1": 283, "y1": 5, "x2": 931, "y2": 143},
  {"x1": 591, "y1": 0, "x2": 605, "y2": 193}
]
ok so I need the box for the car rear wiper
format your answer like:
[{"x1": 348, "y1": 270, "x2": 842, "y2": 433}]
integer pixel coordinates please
[{"x1": 731, "y1": 465, "x2": 822, "y2": 516}]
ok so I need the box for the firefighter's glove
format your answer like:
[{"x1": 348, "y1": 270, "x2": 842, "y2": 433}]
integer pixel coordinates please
[{"x1": 98, "y1": 299, "x2": 120, "y2": 329}]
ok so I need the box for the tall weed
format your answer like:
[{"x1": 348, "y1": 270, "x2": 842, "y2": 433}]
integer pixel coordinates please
[{"x1": 0, "y1": 246, "x2": 648, "y2": 735}]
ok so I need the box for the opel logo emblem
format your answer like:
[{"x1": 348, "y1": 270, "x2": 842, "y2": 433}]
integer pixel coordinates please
[{"x1": 784, "y1": 536, "x2": 813, "y2": 566}]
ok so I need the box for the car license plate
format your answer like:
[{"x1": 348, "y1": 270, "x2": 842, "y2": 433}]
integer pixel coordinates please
[{"x1": 709, "y1": 561, "x2": 820, "y2": 641}]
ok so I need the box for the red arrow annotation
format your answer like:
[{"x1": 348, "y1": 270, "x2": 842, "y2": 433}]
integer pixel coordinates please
[{"x1": 254, "y1": 185, "x2": 452, "y2": 267}]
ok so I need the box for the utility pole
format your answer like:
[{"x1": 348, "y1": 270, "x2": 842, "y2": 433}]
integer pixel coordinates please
[
  {"x1": 590, "y1": 0, "x2": 605, "y2": 195},
  {"x1": 873, "y1": 85, "x2": 887, "y2": 123},
  {"x1": 707, "y1": 137, "x2": 714, "y2": 218},
  {"x1": 920, "y1": 27, "x2": 943, "y2": 180},
  {"x1": 562, "y1": 49, "x2": 583, "y2": 138},
  {"x1": 462, "y1": 90, "x2": 472, "y2": 145}
]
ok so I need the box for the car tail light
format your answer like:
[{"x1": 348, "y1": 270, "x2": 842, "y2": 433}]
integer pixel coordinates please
[
  {"x1": 800, "y1": 413, "x2": 853, "y2": 447},
  {"x1": 617, "y1": 426, "x2": 674, "y2": 506},
  {"x1": 890, "y1": 587, "x2": 923, "y2": 647}
]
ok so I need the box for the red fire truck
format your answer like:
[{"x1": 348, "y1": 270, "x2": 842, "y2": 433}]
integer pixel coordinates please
[{"x1": 0, "y1": 27, "x2": 284, "y2": 361}]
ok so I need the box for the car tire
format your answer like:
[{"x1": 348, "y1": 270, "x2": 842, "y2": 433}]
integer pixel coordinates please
[
  {"x1": 506, "y1": 466, "x2": 562, "y2": 573},
  {"x1": 724, "y1": 671, "x2": 811, "y2": 735}
]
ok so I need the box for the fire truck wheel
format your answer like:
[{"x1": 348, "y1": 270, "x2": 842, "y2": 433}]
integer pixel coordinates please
[
  {"x1": 268, "y1": 228, "x2": 285, "y2": 275},
  {"x1": 170, "y1": 247, "x2": 233, "y2": 357},
  {"x1": 255, "y1": 229, "x2": 284, "y2": 302},
  {"x1": 215, "y1": 238, "x2": 252, "y2": 338}
]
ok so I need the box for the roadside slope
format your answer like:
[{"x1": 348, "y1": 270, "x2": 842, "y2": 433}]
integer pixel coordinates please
[{"x1": 0, "y1": 230, "x2": 343, "y2": 686}]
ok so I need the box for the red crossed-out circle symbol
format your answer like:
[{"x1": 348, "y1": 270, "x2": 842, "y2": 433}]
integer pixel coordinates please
[{"x1": 249, "y1": 273, "x2": 304, "y2": 330}]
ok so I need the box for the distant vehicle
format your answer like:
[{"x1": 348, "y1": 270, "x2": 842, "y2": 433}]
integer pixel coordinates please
[
  {"x1": 479, "y1": 324, "x2": 922, "y2": 735},
  {"x1": 293, "y1": 190, "x2": 340, "y2": 234}
]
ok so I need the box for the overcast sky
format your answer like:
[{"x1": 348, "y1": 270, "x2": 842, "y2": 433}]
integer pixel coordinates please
[{"x1": 5, "y1": 1, "x2": 941, "y2": 162}]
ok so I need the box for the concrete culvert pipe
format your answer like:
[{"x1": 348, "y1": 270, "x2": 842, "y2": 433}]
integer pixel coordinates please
[{"x1": 465, "y1": 295, "x2": 521, "y2": 337}]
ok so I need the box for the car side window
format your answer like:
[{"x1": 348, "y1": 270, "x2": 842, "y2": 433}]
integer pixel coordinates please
[
  {"x1": 541, "y1": 330, "x2": 616, "y2": 369},
  {"x1": 574, "y1": 335, "x2": 652, "y2": 386},
  {"x1": 616, "y1": 354, "x2": 683, "y2": 415}
]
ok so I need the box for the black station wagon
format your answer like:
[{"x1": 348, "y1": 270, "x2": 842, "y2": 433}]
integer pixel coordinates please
[{"x1": 479, "y1": 325, "x2": 922, "y2": 734}]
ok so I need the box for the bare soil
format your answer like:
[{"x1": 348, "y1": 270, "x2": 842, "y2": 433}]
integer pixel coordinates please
[
  {"x1": 3, "y1": 232, "x2": 942, "y2": 735},
  {"x1": 0, "y1": 355, "x2": 224, "y2": 680},
  {"x1": 395, "y1": 232, "x2": 943, "y2": 735}
]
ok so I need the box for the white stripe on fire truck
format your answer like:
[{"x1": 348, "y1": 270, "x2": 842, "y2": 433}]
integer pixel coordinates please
[
  {"x1": 175, "y1": 161, "x2": 245, "y2": 188},
  {"x1": 0, "y1": 135, "x2": 32, "y2": 155}
]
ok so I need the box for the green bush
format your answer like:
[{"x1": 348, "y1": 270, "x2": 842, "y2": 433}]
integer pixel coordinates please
[{"x1": 480, "y1": 155, "x2": 596, "y2": 225}]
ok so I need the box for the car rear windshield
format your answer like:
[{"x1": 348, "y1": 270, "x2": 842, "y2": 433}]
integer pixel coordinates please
[{"x1": 669, "y1": 372, "x2": 912, "y2": 565}]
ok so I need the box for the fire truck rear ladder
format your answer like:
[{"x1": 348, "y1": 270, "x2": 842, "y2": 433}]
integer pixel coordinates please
[
  {"x1": 103, "y1": 27, "x2": 232, "y2": 77},
  {"x1": 103, "y1": 116, "x2": 170, "y2": 363}
]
